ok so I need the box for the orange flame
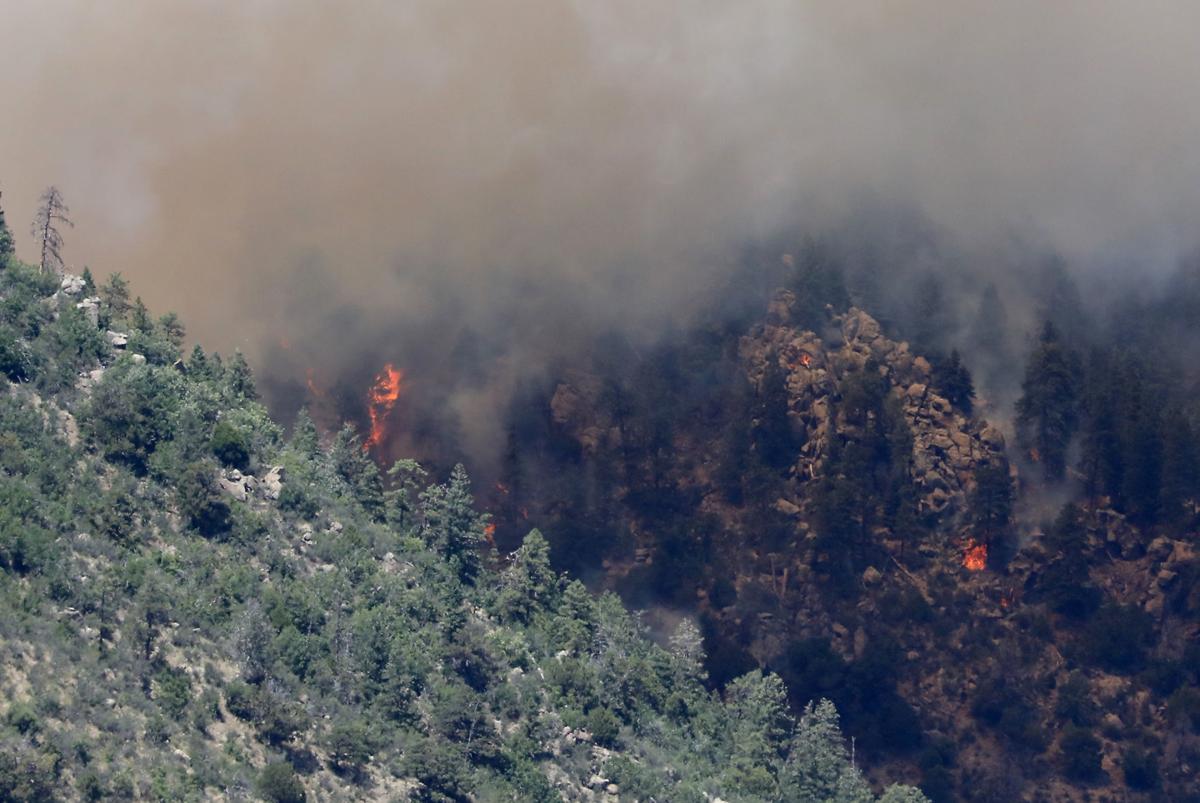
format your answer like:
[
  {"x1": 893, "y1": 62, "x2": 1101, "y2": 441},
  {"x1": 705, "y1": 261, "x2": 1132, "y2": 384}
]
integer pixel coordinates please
[
  {"x1": 483, "y1": 521, "x2": 496, "y2": 547},
  {"x1": 306, "y1": 368, "x2": 326, "y2": 399},
  {"x1": 962, "y1": 539, "x2": 987, "y2": 571},
  {"x1": 799, "y1": 352, "x2": 813, "y2": 368},
  {"x1": 364, "y1": 363, "x2": 404, "y2": 450}
]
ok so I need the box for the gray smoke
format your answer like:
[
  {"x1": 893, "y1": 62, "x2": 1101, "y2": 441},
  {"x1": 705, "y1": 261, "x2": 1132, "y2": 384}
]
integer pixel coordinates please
[{"x1": 3, "y1": 2, "x2": 1199, "y2": 455}]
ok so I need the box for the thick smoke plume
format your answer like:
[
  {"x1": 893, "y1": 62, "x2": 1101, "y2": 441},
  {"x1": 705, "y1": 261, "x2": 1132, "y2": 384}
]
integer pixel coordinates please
[{"x1": 3, "y1": 2, "x2": 1199, "y2": 457}]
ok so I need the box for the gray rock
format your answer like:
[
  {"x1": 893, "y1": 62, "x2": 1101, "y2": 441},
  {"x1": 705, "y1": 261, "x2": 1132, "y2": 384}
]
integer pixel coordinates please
[
  {"x1": 105, "y1": 330, "x2": 129, "y2": 349},
  {"x1": 262, "y1": 465, "x2": 285, "y2": 500},
  {"x1": 60, "y1": 273, "x2": 87, "y2": 296},
  {"x1": 75, "y1": 296, "x2": 101, "y2": 327}
]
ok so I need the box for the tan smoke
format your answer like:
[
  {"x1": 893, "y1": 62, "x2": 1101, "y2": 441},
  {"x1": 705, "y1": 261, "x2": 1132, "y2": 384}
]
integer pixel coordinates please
[{"x1": 2, "y1": 1, "x2": 1199, "y2": 453}]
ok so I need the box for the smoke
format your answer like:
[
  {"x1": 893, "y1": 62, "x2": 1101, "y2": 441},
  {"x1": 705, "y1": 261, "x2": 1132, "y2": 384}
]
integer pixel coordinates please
[{"x1": 3, "y1": 1, "x2": 1200, "y2": 456}]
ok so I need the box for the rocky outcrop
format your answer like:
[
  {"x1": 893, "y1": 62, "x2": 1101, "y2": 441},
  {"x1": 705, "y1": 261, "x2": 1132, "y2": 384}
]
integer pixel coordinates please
[{"x1": 740, "y1": 293, "x2": 1005, "y2": 518}]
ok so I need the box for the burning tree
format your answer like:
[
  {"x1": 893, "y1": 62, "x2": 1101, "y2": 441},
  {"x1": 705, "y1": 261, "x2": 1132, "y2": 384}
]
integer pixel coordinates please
[
  {"x1": 966, "y1": 457, "x2": 1013, "y2": 570},
  {"x1": 30, "y1": 185, "x2": 73, "y2": 275}
]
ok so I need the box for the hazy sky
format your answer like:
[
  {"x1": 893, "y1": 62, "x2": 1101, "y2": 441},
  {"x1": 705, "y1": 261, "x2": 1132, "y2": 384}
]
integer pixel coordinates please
[{"x1": 3, "y1": 2, "x2": 1199, "y2": 393}]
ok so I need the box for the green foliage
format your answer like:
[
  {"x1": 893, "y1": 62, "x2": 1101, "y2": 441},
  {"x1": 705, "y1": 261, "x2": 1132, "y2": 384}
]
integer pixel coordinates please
[
  {"x1": 1078, "y1": 602, "x2": 1154, "y2": 673},
  {"x1": 257, "y1": 761, "x2": 307, "y2": 802},
  {"x1": 932, "y1": 349, "x2": 974, "y2": 414},
  {"x1": 210, "y1": 420, "x2": 251, "y2": 471},
  {"x1": 84, "y1": 362, "x2": 182, "y2": 474},
  {"x1": 1059, "y1": 725, "x2": 1102, "y2": 782},
  {"x1": 1016, "y1": 321, "x2": 1079, "y2": 480}
]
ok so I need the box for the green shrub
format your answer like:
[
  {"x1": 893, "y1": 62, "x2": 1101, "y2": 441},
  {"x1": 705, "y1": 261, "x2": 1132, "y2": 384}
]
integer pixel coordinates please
[
  {"x1": 586, "y1": 706, "x2": 621, "y2": 747},
  {"x1": 257, "y1": 761, "x2": 307, "y2": 803},
  {"x1": 1078, "y1": 603, "x2": 1154, "y2": 672},
  {"x1": 1059, "y1": 725, "x2": 1102, "y2": 782},
  {"x1": 1121, "y1": 746, "x2": 1159, "y2": 790},
  {"x1": 211, "y1": 420, "x2": 251, "y2": 471}
]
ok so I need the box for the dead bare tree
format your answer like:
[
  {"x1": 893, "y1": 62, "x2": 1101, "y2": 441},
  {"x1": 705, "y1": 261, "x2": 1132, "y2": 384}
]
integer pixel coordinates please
[{"x1": 30, "y1": 186, "x2": 73, "y2": 275}]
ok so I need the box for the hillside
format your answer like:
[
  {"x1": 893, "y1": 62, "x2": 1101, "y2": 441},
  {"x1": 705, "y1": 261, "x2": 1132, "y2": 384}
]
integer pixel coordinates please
[
  {"x1": 0, "y1": 248, "x2": 927, "y2": 797},
  {"x1": 489, "y1": 257, "x2": 1200, "y2": 801}
]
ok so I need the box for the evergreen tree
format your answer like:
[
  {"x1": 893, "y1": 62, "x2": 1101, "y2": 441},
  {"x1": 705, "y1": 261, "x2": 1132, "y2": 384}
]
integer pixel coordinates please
[
  {"x1": 1015, "y1": 321, "x2": 1079, "y2": 480},
  {"x1": 1118, "y1": 378, "x2": 1163, "y2": 524},
  {"x1": 970, "y1": 458, "x2": 1013, "y2": 550},
  {"x1": 1078, "y1": 348, "x2": 1123, "y2": 503},
  {"x1": 420, "y1": 464, "x2": 487, "y2": 583},
  {"x1": 782, "y1": 699, "x2": 876, "y2": 802},
  {"x1": 968, "y1": 283, "x2": 1008, "y2": 355},
  {"x1": 0, "y1": 189, "x2": 14, "y2": 262},
  {"x1": 226, "y1": 350, "x2": 258, "y2": 400},
  {"x1": 933, "y1": 350, "x2": 974, "y2": 414},
  {"x1": 1160, "y1": 408, "x2": 1200, "y2": 528},
  {"x1": 330, "y1": 425, "x2": 384, "y2": 517},
  {"x1": 753, "y1": 352, "x2": 799, "y2": 471},
  {"x1": 495, "y1": 529, "x2": 557, "y2": 623},
  {"x1": 1035, "y1": 505, "x2": 1100, "y2": 620},
  {"x1": 723, "y1": 671, "x2": 793, "y2": 799},
  {"x1": 910, "y1": 272, "x2": 956, "y2": 355},
  {"x1": 99, "y1": 272, "x2": 132, "y2": 323},
  {"x1": 288, "y1": 408, "x2": 320, "y2": 458}
]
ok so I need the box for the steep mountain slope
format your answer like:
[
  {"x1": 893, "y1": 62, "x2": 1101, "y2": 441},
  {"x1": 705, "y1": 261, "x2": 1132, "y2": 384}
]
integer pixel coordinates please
[
  {"x1": 513, "y1": 283, "x2": 1200, "y2": 802},
  {"x1": 0, "y1": 252, "x2": 926, "y2": 797}
]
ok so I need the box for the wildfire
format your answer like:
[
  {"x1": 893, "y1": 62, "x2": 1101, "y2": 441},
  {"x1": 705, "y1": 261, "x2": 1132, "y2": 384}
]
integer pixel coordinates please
[
  {"x1": 799, "y1": 351, "x2": 813, "y2": 368},
  {"x1": 305, "y1": 368, "x2": 326, "y2": 399},
  {"x1": 364, "y1": 363, "x2": 404, "y2": 450},
  {"x1": 483, "y1": 521, "x2": 496, "y2": 547},
  {"x1": 962, "y1": 539, "x2": 988, "y2": 572}
]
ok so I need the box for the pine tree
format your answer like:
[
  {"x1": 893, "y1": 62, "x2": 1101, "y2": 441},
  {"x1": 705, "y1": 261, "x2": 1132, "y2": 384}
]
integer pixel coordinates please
[
  {"x1": 288, "y1": 408, "x2": 320, "y2": 458},
  {"x1": 1015, "y1": 321, "x2": 1079, "y2": 480},
  {"x1": 30, "y1": 186, "x2": 73, "y2": 275},
  {"x1": 420, "y1": 464, "x2": 487, "y2": 583},
  {"x1": 1078, "y1": 348, "x2": 1123, "y2": 502},
  {"x1": 910, "y1": 272, "x2": 956, "y2": 355},
  {"x1": 330, "y1": 425, "x2": 384, "y2": 518},
  {"x1": 0, "y1": 189, "x2": 15, "y2": 261},
  {"x1": 781, "y1": 699, "x2": 872, "y2": 802},
  {"x1": 970, "y1": 458, "x2": 1013, "y2": 549},
  {"x1": 933, "y1": 350, "x2": 975, "y2": 414},
  {"x1": 753, "y1": 352, "x2": 798, "y2": 471},
  {"x1": 1160, "y1": 409, "x2": 1199, "y2": 528},
  {"x1": 226, "y1": 350, "x2": 258, "y2": 400}
]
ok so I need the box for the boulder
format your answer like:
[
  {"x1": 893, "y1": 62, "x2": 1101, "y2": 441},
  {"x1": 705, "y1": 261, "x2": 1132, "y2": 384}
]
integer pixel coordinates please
[
  {"x1": 262, "y1": 465, "x2": 285, "y2": 500},
  {"x1": 60, "y1": 273, "x2": 87, "y2": 296},
  {"x1": 105, "y1": 330, "x2": 129, "y2": 349},
  {"x1": 75, "y1": 296, "x2": 101, "y2": 327}
]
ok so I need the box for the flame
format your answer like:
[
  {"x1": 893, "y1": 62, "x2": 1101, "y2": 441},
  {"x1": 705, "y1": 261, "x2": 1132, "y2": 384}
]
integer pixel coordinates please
[
  {"x1": 364, "y1": 363, "x2": 404, "y2": 450},
  {"x1": 962, "y1": 539, "x2": 987, "y2": 571},
  {"x1": 495, "y1": 482, "x2": 510, "y2": 496},
  {"x1": 799, "y1": 351, "x2": 813, "y2": 368},
  {"x1": 483, "y1": 521, "x2": 496, "y2": 547},
  {"x1": 305, "y1": 367, "x2": 326, "y2": 399},
  {"x1": 1028, "y1": 447, "x2": 1041, "y2": 463}
]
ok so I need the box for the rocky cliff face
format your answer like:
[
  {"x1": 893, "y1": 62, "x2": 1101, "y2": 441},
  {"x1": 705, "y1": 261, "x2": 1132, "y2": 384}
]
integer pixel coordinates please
[
  {"x1": 741, "y1": 290, "x2": 1006, "y2": 520},
  {"x1": 536, "y1": 289, "x2": 1200, "y2": 800}
]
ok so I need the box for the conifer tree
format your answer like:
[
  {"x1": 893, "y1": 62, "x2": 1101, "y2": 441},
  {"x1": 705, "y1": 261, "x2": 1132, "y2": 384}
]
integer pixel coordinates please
[
  {"x1": 753, "y1": 352, "x2": 798, "y2": 471},
  {"x1": 420, "y1": 464, "x2": 487, "y2": 583},
  {"x1": 1015, "y1": 321, "x2": 1079, "y2": 480},
  {"x1": 970, "y1": 458, "x2": 1013, "y2": 549},
  {"x1": 933, "y1": 349, "x2": 975, "y2": 414},
  {"x1": 30, "y1": 186, "x2": 72, "y2": 275},
  {"x1": 0, "y1": 189, "x2": 15, "y2": 261}
]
